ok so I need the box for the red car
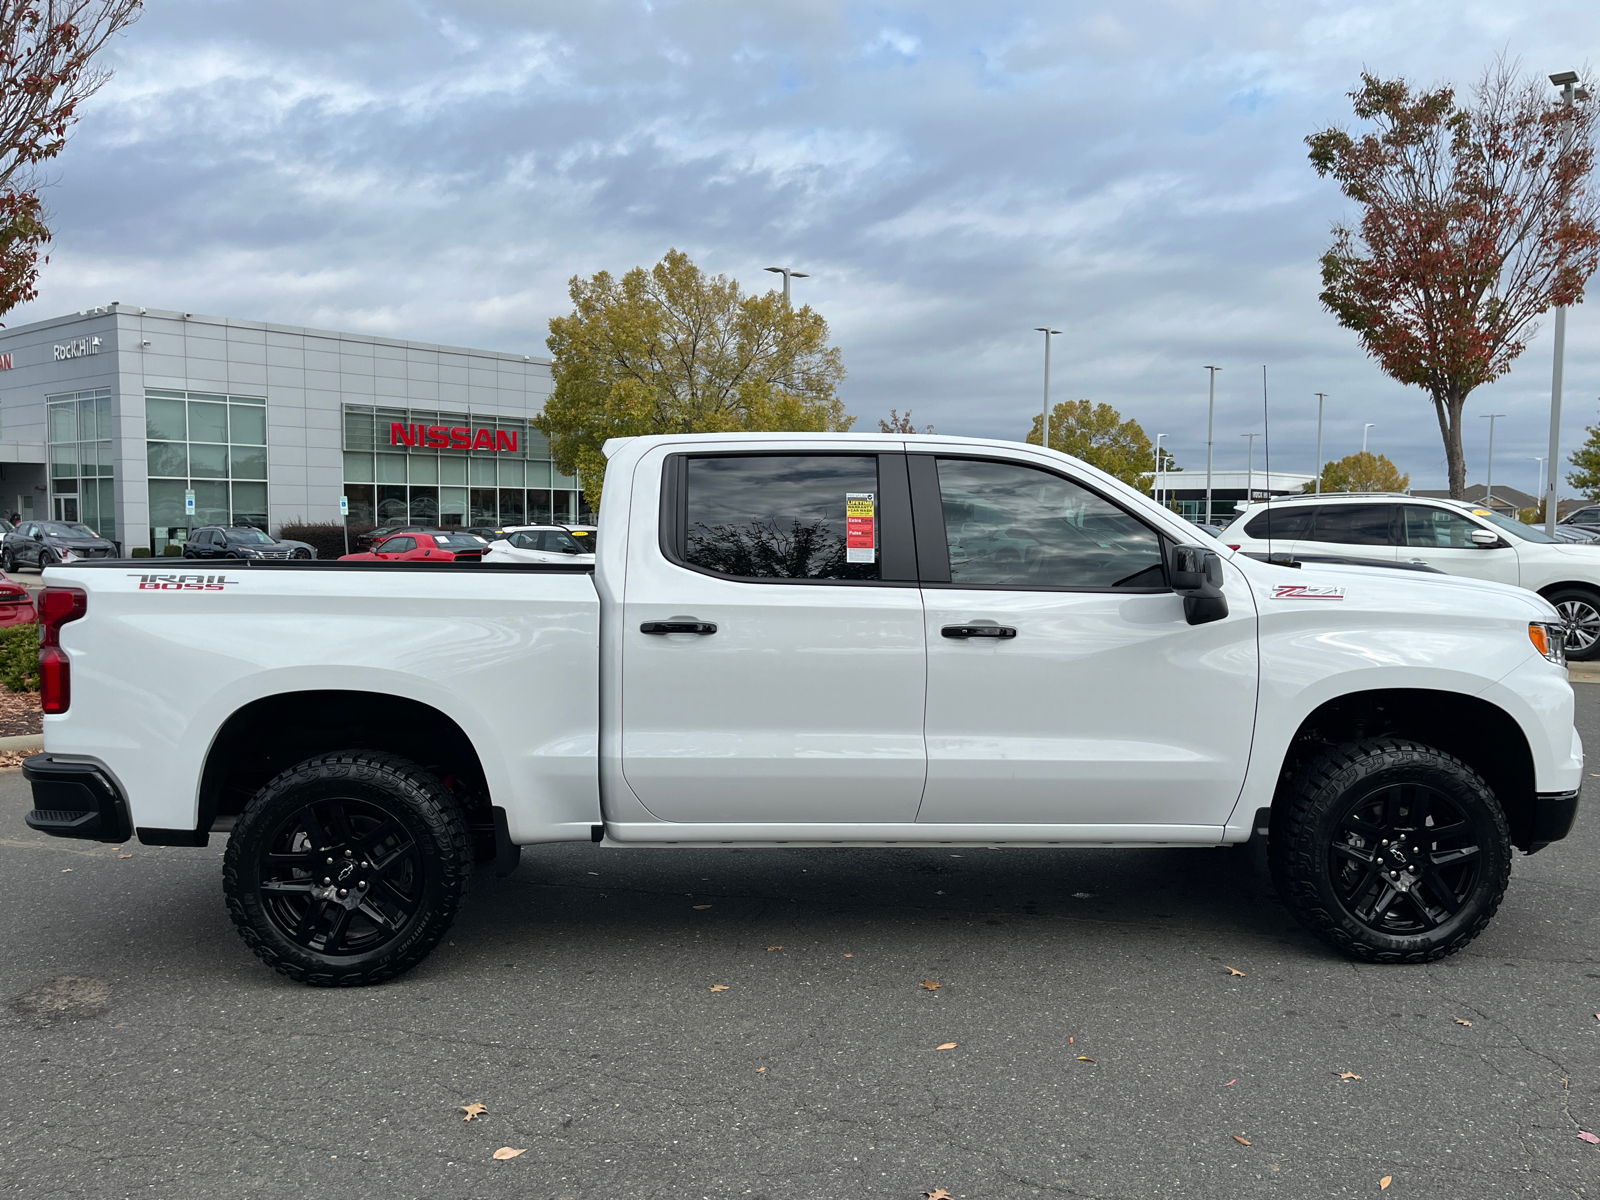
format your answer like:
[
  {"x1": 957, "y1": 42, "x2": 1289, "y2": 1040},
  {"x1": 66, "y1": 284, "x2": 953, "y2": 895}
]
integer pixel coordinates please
[
  {"x1": 338, "y1": 531, "x2": 484, "y2": 563},
  {"x1": 0, "y1": 572, "x2": 35, "y2": 625}
]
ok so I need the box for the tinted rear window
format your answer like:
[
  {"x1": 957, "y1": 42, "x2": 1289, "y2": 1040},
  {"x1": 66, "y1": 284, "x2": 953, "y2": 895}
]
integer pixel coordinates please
[
  {"x1": 1309, "y1": 504, "x2": 1396, "y2": 546},
  {"x1": 1243, "y1": 506, "x2": 1316, "y2": 540}
]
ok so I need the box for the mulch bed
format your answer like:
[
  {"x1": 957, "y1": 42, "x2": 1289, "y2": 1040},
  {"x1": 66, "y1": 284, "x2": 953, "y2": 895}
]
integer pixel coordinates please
[{"x1": 0, "y1": 690, "x2": 42, "y2": 737}]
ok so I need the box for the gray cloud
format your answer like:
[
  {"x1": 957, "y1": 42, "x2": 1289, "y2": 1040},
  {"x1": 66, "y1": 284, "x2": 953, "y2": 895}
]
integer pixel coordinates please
[{"x1": 10, "y1": 0, "x2": 1598, "y2": 491}]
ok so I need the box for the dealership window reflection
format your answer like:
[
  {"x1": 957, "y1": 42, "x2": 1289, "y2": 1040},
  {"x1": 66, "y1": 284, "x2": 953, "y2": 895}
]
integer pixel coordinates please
[
  {"x1": 47, "y1": 388, "x2": 116, "y2": 539},
  {"x1": 145, "y1": 389, "x2": 268, "y2": 553}
]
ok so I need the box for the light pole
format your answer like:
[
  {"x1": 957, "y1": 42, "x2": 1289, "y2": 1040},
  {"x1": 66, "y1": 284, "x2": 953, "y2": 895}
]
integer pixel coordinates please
[
  {"x1": 1314, "y1": 392, "x2": 1327, "y2": 494},
  {"x1": 1154, "y1": 433, "x2": 1166, "y2": 506},
  {"x1": 1204, "y1": 366, "x2": 1221, "y2": 524},
  {"x1": 1241, "y1": 432, "x2": 1258, "y2": 507},
  {"x1": 1035, "y1": 328, "x2": 1061, "y2": 448},
  {"x1": 1534, "y1": 456, "x2": 1548, "y2": 503},
  {"x1": 764, "y1": 266, "x2": 809, "y2": 303},
  {"x1": 1481, "y1": 412, "x2": 1505, "y2": 510},
  {"x1": 1362, "y1": 423, "x2": 1375, "y2": 455},
  {"x1": 1545, "y1": 70, "x2": 1590, "y2": 533}
]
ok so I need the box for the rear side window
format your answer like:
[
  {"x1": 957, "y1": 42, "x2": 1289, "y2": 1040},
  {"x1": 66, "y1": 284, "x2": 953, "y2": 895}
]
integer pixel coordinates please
[
  {"x1": 683, "y1": 455, "x2": 880, "y2": 581},
  {"x1": 1243, "y1": 506, "x2": 1316, "y2": 540},
  {"x1": 1308, "y1": 504, "x2": 1397, "y2": 546}
]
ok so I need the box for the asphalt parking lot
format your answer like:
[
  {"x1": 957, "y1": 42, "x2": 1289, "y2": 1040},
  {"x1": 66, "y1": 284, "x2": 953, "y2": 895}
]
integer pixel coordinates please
[{"x1": 4, "y1": 702, "x2": 1600, "y2": 1199}]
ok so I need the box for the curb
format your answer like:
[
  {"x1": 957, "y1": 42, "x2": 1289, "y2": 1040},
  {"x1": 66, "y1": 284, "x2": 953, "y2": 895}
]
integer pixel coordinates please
[{"x1": 0, "y1": 733, "x2": 42, "y2": 751}]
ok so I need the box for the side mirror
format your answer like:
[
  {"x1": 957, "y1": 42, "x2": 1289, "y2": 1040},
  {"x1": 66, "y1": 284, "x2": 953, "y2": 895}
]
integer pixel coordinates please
[
  {"x1": 1470, "y1": 529, "x2": 1500, "y2": 547},
  {"x1": 1167, "y1": 543, "x2": 1229, "y2": 626}
]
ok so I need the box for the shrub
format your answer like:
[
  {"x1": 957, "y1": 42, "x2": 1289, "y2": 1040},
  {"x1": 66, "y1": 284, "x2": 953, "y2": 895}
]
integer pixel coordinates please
[
  {"x1": 130, "y1": 546, "x2": 151, "y2": 557},
  {"x1": 0, "y1": 622, "x2": 38, "y2": 692},
  {"x1": 277, "y1": 520, "x2": 352, "y2": 560},
  {"x1": 161, "y1": 544, "x2": 183, "y2": 557}
]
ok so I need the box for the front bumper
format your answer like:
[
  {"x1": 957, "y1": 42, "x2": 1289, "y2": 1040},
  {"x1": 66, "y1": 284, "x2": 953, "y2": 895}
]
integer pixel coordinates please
[
  {"x1": 23, "y1": 755, "x2": 132, "y2": 843},
  {"x1": 1528, "y1": 787, "x2": 1581, "y2": 853}
]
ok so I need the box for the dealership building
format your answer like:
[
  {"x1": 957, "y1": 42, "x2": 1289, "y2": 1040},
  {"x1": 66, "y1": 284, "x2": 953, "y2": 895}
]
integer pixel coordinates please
[{"x1": 0, "y1": 303, "x2": 584, "y2": 553}]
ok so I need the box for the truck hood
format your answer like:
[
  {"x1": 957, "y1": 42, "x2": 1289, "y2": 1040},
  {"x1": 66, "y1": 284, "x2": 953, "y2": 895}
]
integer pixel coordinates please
[{"x1": 1240, "y1": 555, "x2": 1556, "y2": 620}]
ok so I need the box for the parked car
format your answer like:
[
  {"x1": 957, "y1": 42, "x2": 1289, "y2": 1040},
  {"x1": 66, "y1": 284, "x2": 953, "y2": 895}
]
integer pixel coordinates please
[
  {"x1": 1220, "y1": 494, "x2": 1600, "y2": 658},
  {"x1": 563, "y1": 524, "x2": 598, "y2": 554},
  {"x1": 0, "y1": 572, "x2": 36, "y2": 625},
  {"x1": 338, "y1": 530, "x2": 485, "y2": 562},
  {"x1": 24, "y1": 433, "x2": 1582, "y2": 987},
  {"x1": 482, "y1": 526, "x2": 596, "y2": 565},
  {"x1": 183, "y1": 527, "x2": 314, "y2": 560},
  {"x1": 462, "y1": 526, "x2": 501, "y2": 544},
  {"x1": 355, "y1": 523, "x2": 431, "y2": 551},
  {"x1": 1561, "y1": 505, "x2": 1600, "y2": 528},
  {"x1": 2, "y1": 520, "x2": 117, "y2": 571},
  {"x1": 1552, "y1": 524, "x2": 1600, "y2": 544}
]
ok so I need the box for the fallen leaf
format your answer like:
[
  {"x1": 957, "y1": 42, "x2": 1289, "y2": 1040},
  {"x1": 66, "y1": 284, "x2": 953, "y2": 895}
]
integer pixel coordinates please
[
  {"x1": 117, "y1": 854, "x2": 132, "y2": 859},
  {"x1": 923, "y1": 1191, "x2": 952, "y2": 1200},
  {"x1": 1380, "y1": 1177, "x2": 1392, "y2": 1190},
  {"x1": 1454, "y1": 1018, "x2": 1473, "y2": 1027},
  {"x1": 1580, "y1": 1131, "x2": 1600, "y2": 1145},
  {"x1": 709, "y1": 984, "x2": 729, "y2": 992},
  {"x1": 921, "y1": 980, "x2": 941, "y2": 991},
  {"x1": 936, "y1": 1042, "x2": 958, "y2": 1050},
  {"x1": 1076, "y1": 1055, "x2": 1096, "y2": 1063},
  {"x1": 756, "y1": 1067, "x2": 766, "y2": 1073},
  {"x1": 767, "y1": 946, "x2": 783, "y2": 951},
  {"x1": 492, "y1": 1147, "x2": 526, "y2": 1161},
  {"x1": 60, "y1": 868, "x2": 72, "y2": 873},
  {"x1": 1225, "y1": 967, "x2": 1245, "y2": 977},
  {"x1": 587, "y1": 871, "x2": 599, "y2": 875},
  {"x1": 1336, "y1": 1072, "x2": 1363, "y2": 1081},
  {"x1": 1233, "y1": 1135, "x2": 1251, "y2": 1146},
  {"x1": 844, "y1": 953, "x2": 853, "y2": 957},
  {"x1": 692, "y1": 904, "x2": 712, "y2": 910},
  {"x1": 460, "y1": 1103, "x2": 487, "y2": 1122}
]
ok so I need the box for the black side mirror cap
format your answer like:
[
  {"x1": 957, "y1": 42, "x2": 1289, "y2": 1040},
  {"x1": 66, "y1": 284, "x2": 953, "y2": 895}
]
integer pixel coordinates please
[{"x1": 1167, "y1": 543, "x2": 1229, "y2": 625}]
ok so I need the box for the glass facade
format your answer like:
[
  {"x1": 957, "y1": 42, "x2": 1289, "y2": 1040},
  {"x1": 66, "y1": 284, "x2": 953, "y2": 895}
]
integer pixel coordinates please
[
  {"x1": 340, "y1": 404, "x2": 589, "y2": 528},
  {"x1": 146, "y1": 388, "x2": 269, "y2": 552},
  {"x1": 46, "y1": 389, "x2": 116, "y2": 539}
]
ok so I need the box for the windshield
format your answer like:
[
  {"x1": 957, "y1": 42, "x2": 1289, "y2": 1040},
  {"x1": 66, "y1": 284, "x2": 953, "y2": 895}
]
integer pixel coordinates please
[
  {"x1": 41, "y1": 522, "x2": 95, "y2": 538},
  {"x1": 1469, "y1": 508, "x2": 1557, "y2": 544},
  {"x1": 226, "y1": 529, "x2": 275, "y2": 544}
]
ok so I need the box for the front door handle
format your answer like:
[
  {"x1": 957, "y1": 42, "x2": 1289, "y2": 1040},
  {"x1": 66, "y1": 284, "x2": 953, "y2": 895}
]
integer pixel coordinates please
[
  {"x1": 941, "y1": 624, "x2": 1017, "y2": 639},
  {"x1": 640, "y1": 621, "x2": 718, "y2": 635}
]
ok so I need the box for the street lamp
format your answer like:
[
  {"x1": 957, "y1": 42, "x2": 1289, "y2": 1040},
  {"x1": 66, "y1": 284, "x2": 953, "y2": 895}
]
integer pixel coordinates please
[
  {"x1": 1154, "y1": 433, "x2": 1166, "y2": 506},
  {"x1": 764, "y1": 266, "x2": 809, "y2": 303},
  {"x1": 1035, "y1": 328, "x2": 1061, "y2": 448},
  {"x1": 1545, "y1": 70, "x2": 1589, "y2": 533},
  {"x1": 1314, "y1": 392, "x2": 1327, "y2": 494},
  {"x1": 1203, "y1": 366, "x2": 1222, "y2": 524},
  {"x1": 1362, "y1": 423, "x2": 1375, "y2": 454},
  {"x1": 1481, "y1": 412, "x2": 1505, "y2": 510},
  {"x1": 1534, "y1": 456, "x2": 1548, "y2": 502},
  {"x1": 1241, "y1": 432, "x2": 1259, "y2": 507}
]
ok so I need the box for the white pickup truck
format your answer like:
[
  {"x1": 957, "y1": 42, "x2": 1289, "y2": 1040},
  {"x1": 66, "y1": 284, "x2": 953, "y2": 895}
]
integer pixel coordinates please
[{"x1": 23, "y1": 433, "x2": 1583, "y2": 986}]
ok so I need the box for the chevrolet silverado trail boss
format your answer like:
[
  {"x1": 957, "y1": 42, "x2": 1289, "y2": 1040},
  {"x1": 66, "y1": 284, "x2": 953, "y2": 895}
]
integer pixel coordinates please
[{"x1": 21, "y1": 434, "x2": 1583, "y2": 985}]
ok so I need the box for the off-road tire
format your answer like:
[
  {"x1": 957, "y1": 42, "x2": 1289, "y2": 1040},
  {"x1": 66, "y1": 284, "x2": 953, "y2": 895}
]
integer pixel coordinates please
[
  {"x1": 224, "y1": 751, "x2": 472, "y2": 986},
  {"x1": 1270, "y1": 738, "x2": 1511, "y2": 963}
]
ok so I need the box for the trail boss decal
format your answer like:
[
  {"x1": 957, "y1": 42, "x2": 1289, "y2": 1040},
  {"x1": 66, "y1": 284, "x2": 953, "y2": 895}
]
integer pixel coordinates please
[
  {"x1": 1271, "y1": 583, "x2": 1346, "y2": 601},
  {"x1": 129, "y1": 573, "x2": 240, "y2": 591}
]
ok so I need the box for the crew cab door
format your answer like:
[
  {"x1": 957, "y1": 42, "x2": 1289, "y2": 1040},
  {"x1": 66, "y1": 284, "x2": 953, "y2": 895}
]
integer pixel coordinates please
[
  {"x1": 620, "y1": 449, "x2": 927, "y2": 824},
  {"x1": 913, "y1": 453, "x2": 1258, "y2": 829}
]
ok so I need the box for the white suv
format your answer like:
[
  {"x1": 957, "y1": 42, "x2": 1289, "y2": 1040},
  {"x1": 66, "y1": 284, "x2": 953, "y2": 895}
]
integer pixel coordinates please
[{"x1": 1220, "y1": 493, "x2": 1600, "y2": 659}]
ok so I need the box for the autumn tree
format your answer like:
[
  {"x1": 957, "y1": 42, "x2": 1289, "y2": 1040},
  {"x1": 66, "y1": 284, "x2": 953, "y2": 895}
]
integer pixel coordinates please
[
  {"x1": 1302, "y1": 451, "x2": 1411, "y2": 494},
  {"x1": 541, "y1": 249, "x2": 851, "y2": 506},
  {"x1": 0, "y1": 1, "x2": 143, "y2": 318},
  {"x1": 1308, "y1": 62, "x2": 1600, "y2": 499},
  {"x1": 1567, "y1": 401, "x2": 1600, "y2": 499},
  {"x1": 878, "y1": 408, "x2": 932, "y2": 433},
  {"x1": 1026, "y1": 399, "x2": 1153, "y2": 488}
]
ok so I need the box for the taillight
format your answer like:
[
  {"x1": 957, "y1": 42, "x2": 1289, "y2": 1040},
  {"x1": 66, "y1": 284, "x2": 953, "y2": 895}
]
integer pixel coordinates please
[
  {"x1": 1227, "y1": 544, "x2": 1241, "y2": 551},
  {"x1": 39, "y1": 587, "x2": 86, "y2": 714}
]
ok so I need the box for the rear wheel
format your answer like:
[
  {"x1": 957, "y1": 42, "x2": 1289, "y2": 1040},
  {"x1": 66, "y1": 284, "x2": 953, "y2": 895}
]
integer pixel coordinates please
[
  {"x1": 223, "y1": 751, "x2": 472, "y2": 986},
  {"x1": 1270, "y1": 738, "x2": 1511, "y2": 963},
  {"x1": 1545, "y1": 587, "x2": 1600, "y2": 661},
  {"x1": 1, "y1": 547, "x2": 13, "y2": 573}
]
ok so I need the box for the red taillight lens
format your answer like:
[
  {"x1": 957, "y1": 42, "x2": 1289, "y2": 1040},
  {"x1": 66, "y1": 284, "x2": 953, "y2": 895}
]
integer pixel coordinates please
[
  {"x1": 1227, "y1": 544, "x2": 1241, "y2": 551},
  {"x1": 39, "y1": 587, "x2": 86, "y2": 714}
]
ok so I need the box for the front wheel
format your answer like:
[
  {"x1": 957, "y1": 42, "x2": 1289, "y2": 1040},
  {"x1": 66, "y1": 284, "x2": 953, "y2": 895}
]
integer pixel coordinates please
[
  {"x1": 1270, "y1": 738, "x2": 1511, "y2": 963},
  {"x1": 1545, "y1": 587, "x2": 1600, "y2": 661},
  {"x1": 1, "y1": 547, "x2": 13, "y2": 573},
  {"x1": 223, "y1": 751, "x2": 472, "y2": 986}
]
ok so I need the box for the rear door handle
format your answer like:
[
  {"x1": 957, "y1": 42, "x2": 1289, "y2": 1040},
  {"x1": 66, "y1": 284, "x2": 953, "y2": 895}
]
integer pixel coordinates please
[
  {"x1": 640, "y1": 621, "x2": 718, "y2": 635},
  {"x1": 941, "y1": 625, "x2": 1017, "y2": 639}
]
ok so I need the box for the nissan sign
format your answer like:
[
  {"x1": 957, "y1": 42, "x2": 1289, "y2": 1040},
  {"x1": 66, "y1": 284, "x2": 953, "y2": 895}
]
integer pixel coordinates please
[{"x1": 390, "y1": 422, "x2": 519, "y2": 452}]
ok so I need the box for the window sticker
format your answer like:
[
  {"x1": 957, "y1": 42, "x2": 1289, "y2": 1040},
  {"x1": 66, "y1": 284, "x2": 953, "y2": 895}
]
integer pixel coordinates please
[{"x1": 845, "y1": 492, "x2": 876, "y2": 563}]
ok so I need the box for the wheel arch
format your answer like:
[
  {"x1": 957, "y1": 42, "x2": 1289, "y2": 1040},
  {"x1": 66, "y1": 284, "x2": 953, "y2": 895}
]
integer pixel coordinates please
[
  {"x1": 1272, "y1": 688, "x2": 1539, "y2": 851},
  {"x1": 197, "y1": 690, "x2": 492, "y2": 838},
  {"x1": 1537, "y1": 581, "x2": 1600, "y2": 601}
]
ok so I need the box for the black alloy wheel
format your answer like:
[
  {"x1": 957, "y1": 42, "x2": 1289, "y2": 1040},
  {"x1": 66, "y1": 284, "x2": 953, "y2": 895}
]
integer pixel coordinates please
[
  {"x1": 1271, "y1": 738, "x2": 1511, "y2": 963},
  {"x1": 224, "y1": 752, "x2": 472, "y2": 986},
  {"x1": 1545, "y1": 587, "x2": 1600, "y2": 661},
  {"x1": 0, "y1": 547, "x2": 13, "y2": 573},
  {"x1": 290, "y1": 547, "x2": 312, "y2": 559}
]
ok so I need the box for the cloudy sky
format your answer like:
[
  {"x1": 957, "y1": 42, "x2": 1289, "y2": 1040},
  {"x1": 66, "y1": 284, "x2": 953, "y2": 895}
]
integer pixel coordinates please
[{"x1": 8, "y1": 0, "x2": 1598, "y2": 491}]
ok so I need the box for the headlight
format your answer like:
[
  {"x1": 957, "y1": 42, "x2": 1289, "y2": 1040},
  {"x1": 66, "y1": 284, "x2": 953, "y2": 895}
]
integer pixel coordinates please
[
  {"x1": 1530, "y1": 622, "x2": 1567, "y2": 666},
  {"x1": 58, "y1": 548, "x2": 78, "y2": 562}
]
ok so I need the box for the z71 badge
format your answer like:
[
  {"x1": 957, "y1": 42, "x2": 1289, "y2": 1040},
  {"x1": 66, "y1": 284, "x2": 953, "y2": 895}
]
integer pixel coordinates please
[
  {"x1": 128, "y1": 573, "x2": 240, "y2": 591},
  {"x1": 1271, "y1": 583, "x2": 1346, "y2": 601}
]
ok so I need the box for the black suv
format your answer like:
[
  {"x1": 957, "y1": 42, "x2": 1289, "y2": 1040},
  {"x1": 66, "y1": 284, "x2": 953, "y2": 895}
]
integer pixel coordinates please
[
  {"x1": 1, "y1": 520, "x2": 118, "y2": 570},
  {"x1": 183, "y1": 526, "x2": 313, "y2": 560}
]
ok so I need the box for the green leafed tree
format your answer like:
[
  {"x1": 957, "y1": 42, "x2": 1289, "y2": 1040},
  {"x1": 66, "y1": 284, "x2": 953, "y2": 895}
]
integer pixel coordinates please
[
  {"x1": 1302, "y1": 451, "x2": 1411, "y2": 494},
  {"x1": 1567, "y1": 401, "x2": 1600, "y2": 499},
  {"x1": 1026, "y1": 399, "x2": 1154, "y2": 488},
  {"x1": 540, "y1": 249, "x2": 851, "y2": 507}
]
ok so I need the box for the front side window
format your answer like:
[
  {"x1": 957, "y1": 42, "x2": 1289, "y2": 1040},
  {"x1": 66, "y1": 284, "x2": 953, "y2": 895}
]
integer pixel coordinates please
[
  {"x1": 936, "y1": 458, "x2": 1164, "y2": 589},
  {"x1": 682, "y1": 455, "x2": 880, "y2": 581},
  {"x1": 1307, "y1": 504, "x2": 1397, "y2": 546},
  {"x1": 1402, "y1": 506, "x2": 1481, "y2": 548},
  {"x1": 382, "y1": 537, "x2": 416, "y2": 554}
]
